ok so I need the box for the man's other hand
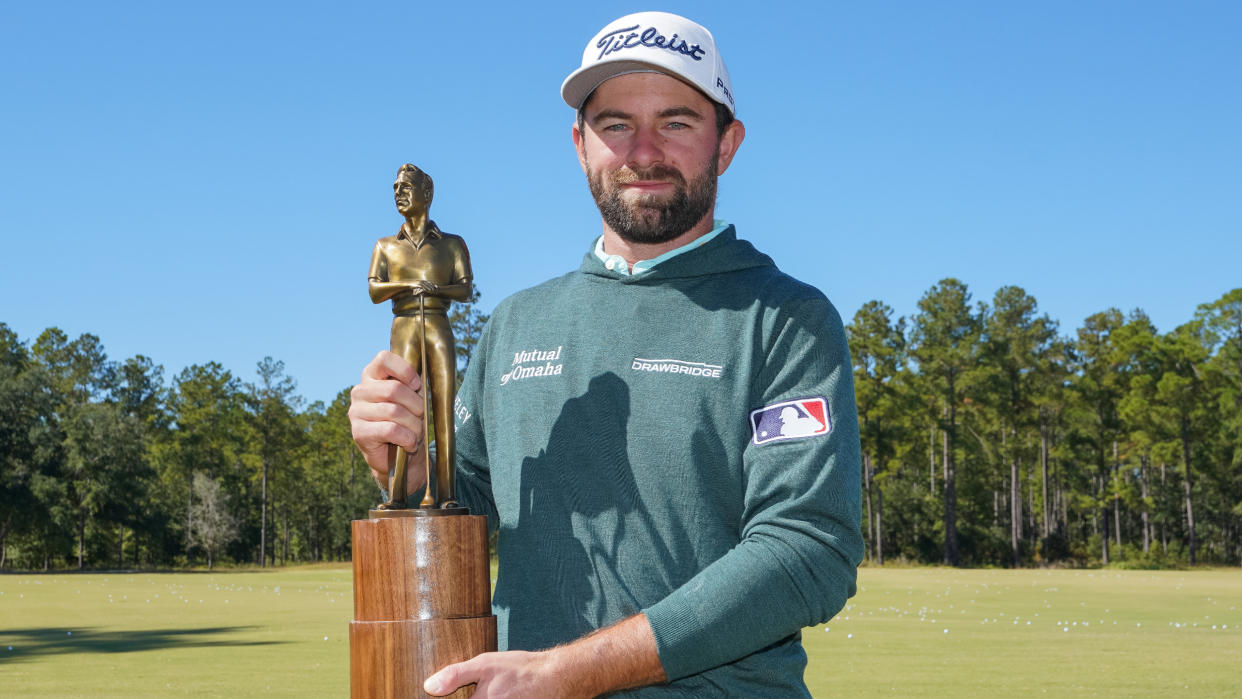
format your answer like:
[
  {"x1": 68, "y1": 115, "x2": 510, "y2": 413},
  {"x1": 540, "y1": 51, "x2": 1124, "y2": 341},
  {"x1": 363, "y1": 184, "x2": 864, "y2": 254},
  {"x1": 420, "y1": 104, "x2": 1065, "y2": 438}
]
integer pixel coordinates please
[
  {"x1": 424, "y1": 615, "x2": 667, "y2": 698},
  {"x1": 424, "y1": 651, "x2": 562, "y2": 699}
]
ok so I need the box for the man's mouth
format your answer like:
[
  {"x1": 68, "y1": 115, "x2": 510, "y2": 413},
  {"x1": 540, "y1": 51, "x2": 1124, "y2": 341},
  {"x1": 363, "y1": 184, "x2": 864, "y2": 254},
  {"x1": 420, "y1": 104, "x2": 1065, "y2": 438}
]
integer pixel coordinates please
[{"x1": 622, "y1": 181, "x2": 674, "y2": 192}]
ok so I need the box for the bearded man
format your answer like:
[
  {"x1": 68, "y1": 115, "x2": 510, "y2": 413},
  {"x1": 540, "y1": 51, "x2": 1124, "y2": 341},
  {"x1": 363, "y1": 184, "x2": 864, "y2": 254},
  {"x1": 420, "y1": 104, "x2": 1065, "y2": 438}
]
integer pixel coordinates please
[{"x1": 349, "y1": 11, "x2": 863, "y2": 697}]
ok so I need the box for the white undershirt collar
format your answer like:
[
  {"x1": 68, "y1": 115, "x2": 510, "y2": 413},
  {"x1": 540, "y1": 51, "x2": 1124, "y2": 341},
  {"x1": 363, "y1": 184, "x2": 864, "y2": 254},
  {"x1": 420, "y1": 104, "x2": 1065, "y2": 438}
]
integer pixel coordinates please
[{"x1": 593, "y1": 220, "x2": 729, "y2": 276}]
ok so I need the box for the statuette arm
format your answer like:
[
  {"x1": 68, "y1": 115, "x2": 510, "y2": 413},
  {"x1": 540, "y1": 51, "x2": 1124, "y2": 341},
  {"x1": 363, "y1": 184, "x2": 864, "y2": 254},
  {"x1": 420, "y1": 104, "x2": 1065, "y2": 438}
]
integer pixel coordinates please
[
  {"x1": 368, "y1": 278, "x2": 426, "y2": 303},
  {"x1": 431, "y1": 278, "x2": 473, "y2": 302}
]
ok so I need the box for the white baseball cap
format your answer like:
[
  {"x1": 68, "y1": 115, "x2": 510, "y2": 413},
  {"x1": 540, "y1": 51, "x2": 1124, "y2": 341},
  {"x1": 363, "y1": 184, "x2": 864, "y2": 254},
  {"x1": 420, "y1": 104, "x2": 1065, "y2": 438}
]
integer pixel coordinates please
[{"x1": 561, "y1": 11, "x2": 735, "y2": 115}]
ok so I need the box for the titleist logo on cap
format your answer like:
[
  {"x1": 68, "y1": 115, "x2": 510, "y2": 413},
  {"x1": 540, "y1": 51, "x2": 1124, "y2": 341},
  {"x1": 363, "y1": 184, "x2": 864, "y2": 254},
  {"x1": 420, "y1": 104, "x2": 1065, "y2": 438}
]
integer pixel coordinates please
[
  {"x1": 595, "y1": 24, "x2": 706, "y2": 62},
  {"x1": 562, "y1": 12, "x2": 735, "y2": 115}
]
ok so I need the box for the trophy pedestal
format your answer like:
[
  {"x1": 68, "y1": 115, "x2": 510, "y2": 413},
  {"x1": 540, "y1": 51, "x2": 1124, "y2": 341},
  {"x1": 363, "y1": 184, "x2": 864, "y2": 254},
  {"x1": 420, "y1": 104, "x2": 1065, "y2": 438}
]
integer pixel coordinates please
[{"x1": 350, "y1": 512, "x2": 496, "y2": 699}]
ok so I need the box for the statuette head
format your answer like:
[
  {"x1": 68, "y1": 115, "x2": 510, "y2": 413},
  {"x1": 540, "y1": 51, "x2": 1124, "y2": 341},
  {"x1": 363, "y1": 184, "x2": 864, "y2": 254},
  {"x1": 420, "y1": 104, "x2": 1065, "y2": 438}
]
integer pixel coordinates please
[{"x1": 394, "y1": 163, "x2": 434, "y2": 216}]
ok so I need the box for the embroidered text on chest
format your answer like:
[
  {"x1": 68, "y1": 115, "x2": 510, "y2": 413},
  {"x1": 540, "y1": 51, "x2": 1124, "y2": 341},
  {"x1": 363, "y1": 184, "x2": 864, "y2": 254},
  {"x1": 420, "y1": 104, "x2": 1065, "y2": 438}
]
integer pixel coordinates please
[
  {"x1": 630, "y1": 357, "x2": 724, "y2": 379},
  {"x1": 500, "y1": 346, "x2": 564, "y2": 386}
]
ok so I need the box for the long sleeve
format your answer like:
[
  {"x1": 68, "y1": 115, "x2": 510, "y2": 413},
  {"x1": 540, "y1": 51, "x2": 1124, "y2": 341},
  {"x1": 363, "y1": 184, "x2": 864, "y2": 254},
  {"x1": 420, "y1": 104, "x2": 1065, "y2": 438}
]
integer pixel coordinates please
[{"x1": 643, "y1": 297, "x2": 864, "y2": 681}]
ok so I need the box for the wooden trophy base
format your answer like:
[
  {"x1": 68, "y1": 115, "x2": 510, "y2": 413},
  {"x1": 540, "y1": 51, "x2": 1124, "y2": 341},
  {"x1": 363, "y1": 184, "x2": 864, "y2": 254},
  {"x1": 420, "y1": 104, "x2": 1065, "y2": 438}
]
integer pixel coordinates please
[{"x1": 350, "y1": 512, "x2": 496, "y2": 699}]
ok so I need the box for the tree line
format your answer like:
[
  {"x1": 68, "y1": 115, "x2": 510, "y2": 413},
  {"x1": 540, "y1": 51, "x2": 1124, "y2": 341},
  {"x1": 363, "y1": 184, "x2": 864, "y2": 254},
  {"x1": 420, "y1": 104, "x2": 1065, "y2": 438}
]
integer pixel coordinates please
[
  {"x1": 0, "y1": 292, "x2": 488, "y2": 570},
  {"x1": 2, "y1": 283, "x2": 1238, "y2": 570},
  {"x1": 849, "y1": 281, "x2": 1241, "y2": 567}
]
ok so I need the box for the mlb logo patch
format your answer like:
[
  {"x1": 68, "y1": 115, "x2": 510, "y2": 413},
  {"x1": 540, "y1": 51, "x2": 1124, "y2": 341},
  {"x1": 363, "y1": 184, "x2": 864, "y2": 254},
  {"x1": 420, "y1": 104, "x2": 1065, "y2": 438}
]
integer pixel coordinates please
[{"x1": 750, "y1": 397, "x2": 831, "y2": 445}]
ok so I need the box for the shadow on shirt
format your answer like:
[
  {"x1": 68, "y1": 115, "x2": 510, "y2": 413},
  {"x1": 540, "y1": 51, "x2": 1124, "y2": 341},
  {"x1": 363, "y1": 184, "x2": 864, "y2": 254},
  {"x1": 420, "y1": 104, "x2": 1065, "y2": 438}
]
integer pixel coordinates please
[{"x1": 492, "y1": 372, "x2": 660, "y2": 652}]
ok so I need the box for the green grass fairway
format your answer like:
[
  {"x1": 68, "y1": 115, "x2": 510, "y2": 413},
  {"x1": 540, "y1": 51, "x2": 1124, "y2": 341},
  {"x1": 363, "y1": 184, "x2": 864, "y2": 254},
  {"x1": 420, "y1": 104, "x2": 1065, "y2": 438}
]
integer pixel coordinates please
[
  {"x1": 805, "y1": 567, "x2": 1242, "y2": 697},
  {"x1": 2, "y1": 566, "x2": 354, "y2": 696},
  {"x1": 3, "y1": 566, "x2": 1240, "y2": 696}
]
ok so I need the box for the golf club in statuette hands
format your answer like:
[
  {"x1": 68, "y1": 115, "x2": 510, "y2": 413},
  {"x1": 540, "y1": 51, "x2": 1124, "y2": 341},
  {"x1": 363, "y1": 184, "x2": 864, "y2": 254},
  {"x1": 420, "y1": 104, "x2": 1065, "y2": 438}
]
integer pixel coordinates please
[{"x1": 349, "y1": 164, "x2": 496, "y2": 699}]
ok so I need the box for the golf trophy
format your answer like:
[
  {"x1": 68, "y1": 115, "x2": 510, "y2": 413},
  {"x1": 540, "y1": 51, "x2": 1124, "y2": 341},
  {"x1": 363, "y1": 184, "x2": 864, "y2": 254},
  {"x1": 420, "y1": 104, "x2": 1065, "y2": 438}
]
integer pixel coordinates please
[{"x1": 349, "y1": 164, "x2": 495, "y2": 698}]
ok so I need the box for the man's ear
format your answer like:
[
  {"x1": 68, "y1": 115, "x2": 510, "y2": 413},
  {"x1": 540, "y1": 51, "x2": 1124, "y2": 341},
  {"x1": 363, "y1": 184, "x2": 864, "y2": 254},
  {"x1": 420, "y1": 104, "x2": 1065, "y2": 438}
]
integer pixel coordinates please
[
  {"x1": 715, "y1": 119, "x2": 746, "y2": 175},
  {"x1": 571, "y1": 121, "x2": 588, "y2": 174}
]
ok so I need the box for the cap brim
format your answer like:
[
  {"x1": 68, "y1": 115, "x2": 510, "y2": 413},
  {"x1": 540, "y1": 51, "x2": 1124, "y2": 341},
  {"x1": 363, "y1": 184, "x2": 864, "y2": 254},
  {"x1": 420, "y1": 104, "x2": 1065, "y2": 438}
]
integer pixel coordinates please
[{"x1": 561, "y1": 59, "x2": 676, "y2": 110}]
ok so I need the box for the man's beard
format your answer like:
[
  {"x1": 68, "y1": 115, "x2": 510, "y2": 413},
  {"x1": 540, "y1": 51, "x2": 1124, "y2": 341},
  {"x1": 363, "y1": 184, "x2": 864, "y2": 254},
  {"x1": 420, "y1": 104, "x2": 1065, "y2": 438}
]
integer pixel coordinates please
[{"x1": 587, "y1": 159, "x2": 717, "y2": 245}]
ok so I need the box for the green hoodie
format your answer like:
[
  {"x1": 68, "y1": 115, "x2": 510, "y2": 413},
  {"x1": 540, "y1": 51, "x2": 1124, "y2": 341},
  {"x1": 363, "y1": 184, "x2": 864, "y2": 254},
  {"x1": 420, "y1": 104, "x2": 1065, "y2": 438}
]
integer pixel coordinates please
[{"x1": 452, "y1": 226, "x2": 863, "y2": 696}]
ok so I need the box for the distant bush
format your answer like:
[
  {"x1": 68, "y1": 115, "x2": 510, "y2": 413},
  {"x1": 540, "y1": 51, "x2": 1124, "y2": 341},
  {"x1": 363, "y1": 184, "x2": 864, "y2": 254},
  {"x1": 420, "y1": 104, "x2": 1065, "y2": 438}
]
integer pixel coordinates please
[{"x1": 1038, "y1": 530, "x2": 1071, "y2": 564}]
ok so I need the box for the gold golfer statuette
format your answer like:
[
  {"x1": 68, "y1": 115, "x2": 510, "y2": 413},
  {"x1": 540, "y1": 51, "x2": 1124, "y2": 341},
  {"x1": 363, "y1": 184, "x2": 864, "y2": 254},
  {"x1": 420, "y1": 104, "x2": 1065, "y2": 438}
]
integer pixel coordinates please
[{"x1": 369, "y1": 164, "x2": 473, "y2": 510}]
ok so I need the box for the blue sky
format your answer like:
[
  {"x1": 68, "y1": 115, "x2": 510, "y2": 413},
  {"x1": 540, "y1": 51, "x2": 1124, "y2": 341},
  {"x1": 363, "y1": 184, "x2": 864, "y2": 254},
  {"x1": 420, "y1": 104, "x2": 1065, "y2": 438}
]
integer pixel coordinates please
[{"x1": 2, "y1": 2, "x2": 1239, "y2": 406}]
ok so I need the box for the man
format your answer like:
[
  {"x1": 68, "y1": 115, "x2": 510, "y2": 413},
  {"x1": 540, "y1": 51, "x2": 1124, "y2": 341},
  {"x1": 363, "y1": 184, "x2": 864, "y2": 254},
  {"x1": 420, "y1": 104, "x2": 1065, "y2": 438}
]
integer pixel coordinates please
[
  {"x1": 349, "y1": 11, "x2": 863, "y2": 696},
  {"x1": 367, "y1": 164, "x2": 473, "y2": 507}
]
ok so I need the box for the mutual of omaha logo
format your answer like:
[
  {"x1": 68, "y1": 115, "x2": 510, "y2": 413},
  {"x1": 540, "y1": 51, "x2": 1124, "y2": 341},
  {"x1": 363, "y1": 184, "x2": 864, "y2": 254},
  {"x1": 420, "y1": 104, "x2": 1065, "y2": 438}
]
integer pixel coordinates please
[
  {"x1": 750, "y1": 397, "x2": 830, "y2": 445},
  {"x1": 500, "y1": 346, "x2": 563, "y2": 386},
  {"x1": 631, "y1": 357, "x2": 723, "y2": 379}
]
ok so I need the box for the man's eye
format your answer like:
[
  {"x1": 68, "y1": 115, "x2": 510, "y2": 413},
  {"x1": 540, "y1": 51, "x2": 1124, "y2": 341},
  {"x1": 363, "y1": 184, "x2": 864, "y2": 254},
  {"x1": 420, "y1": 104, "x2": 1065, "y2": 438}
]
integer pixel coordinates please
[
  {"x1": 667, "y1": 122, "x2": 688, "y2": 130},
  {"x1": 602, "y1": 123, "x2": 629, "y2": 132}
]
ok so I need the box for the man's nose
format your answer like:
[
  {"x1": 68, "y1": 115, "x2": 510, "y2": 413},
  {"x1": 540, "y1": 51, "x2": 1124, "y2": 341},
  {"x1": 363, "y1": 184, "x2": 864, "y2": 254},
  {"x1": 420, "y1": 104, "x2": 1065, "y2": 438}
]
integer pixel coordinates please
[{"x1": 625, "y1": 127, "x2": 665, "y2": 169}]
